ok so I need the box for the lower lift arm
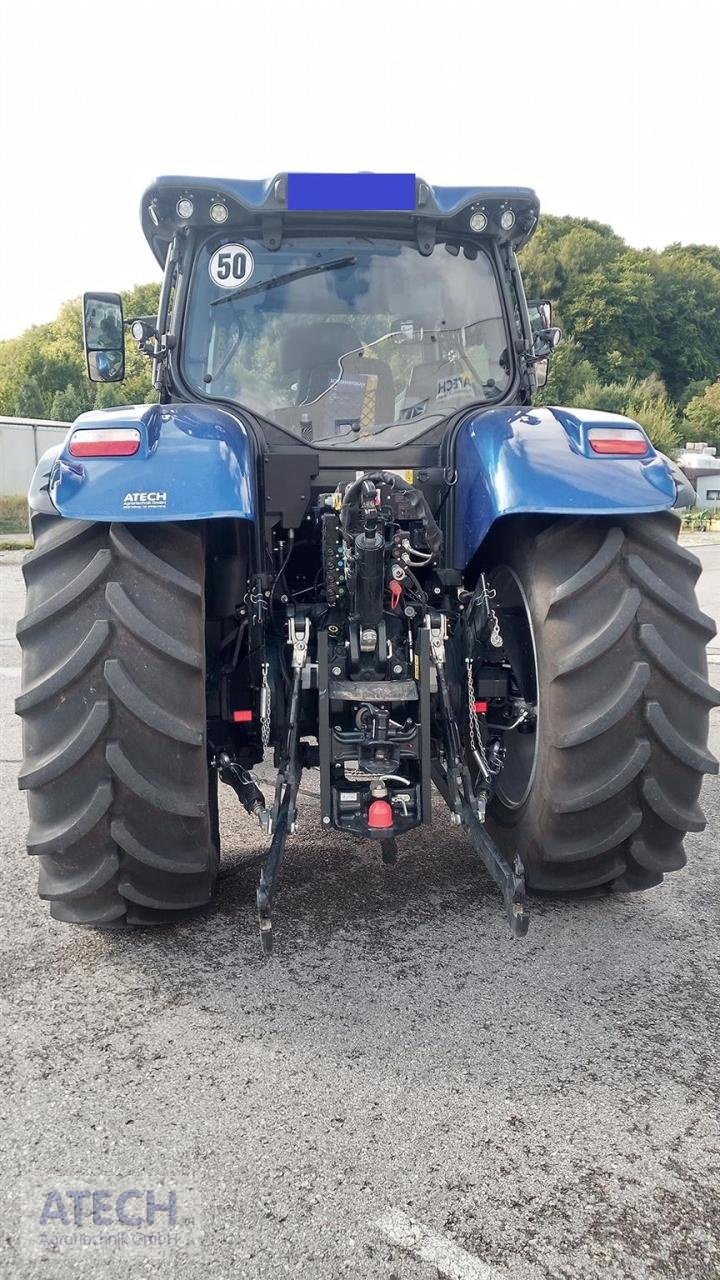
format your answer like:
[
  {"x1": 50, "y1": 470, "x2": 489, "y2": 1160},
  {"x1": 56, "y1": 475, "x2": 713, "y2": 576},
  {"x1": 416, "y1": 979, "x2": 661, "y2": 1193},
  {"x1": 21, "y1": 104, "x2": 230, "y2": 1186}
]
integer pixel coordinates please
[{"x1": 426, "y1": 612, "x2": 529, "y2": 938}]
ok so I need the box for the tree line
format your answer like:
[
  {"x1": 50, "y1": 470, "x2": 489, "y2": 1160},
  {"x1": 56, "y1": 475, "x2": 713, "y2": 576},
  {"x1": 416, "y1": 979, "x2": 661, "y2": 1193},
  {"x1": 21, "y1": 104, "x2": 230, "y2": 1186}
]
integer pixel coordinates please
[
  {"x1": 522, "y1": 216, "x2": 720, "y2": 453},
  {"x1": 0, "y1": 217, "x2": 718, "y2": 452}
]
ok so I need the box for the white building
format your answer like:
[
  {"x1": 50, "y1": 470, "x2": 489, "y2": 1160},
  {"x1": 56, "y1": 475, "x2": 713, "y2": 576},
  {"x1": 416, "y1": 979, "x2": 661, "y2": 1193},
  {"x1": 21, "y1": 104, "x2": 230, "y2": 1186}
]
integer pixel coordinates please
[
  {"x1": 0, "y1": 417, "x2": 69, "y2": 496},
  {"x1": 677, "y1": 442, "x2": 720, "y2": 509}
]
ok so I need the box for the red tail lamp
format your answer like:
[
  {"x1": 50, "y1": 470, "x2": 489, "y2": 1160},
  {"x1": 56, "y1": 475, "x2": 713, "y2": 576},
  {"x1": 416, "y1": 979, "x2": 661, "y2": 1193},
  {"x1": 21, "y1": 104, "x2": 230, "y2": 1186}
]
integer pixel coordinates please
[
  {"x1": 588, "y1": 427, "x2": 649, "y2": 456},
  {"x1": 69, "y1": 428, "x2": 141, "y2": 457}
]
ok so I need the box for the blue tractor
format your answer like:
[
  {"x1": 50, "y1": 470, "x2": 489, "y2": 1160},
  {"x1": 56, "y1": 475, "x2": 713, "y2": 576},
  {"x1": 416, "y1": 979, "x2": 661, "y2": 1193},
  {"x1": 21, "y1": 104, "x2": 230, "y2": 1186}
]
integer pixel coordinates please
[{"x1": 17, "y1": 173, "x2": 718, "y2": 949}]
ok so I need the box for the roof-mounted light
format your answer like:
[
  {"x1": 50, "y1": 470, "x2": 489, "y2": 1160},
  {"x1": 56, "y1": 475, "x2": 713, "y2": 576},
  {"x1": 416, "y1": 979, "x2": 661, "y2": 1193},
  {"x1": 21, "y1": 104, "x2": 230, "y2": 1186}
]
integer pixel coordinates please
[
  {"x1": 499, "y1": 208, "x2": 516, "y2": 231},
  {"x1": 469, "y1": 209, "x2": 488, "y2": 233},
  {"x1": 176, "y1": 197, "x2": 194, "y2": 219},
  {"x1": 210, "y1": 201, "x2": 229, "y2": 224}
]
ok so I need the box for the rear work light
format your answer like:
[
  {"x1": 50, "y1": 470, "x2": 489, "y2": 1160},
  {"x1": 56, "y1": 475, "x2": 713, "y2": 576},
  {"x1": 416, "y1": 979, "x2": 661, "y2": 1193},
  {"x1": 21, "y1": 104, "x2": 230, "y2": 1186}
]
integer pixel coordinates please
[
  {"x1": 588, "y1": 427, "x2": 649, "y2": 456},
  {"x1": 69, "y1": 428, "x2": 141, "y2": 458}
]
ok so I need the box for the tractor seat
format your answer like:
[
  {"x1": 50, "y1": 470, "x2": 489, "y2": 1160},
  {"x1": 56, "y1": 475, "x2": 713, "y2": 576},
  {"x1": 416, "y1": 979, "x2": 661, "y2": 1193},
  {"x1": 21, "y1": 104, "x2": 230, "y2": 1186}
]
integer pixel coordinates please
[
  {"x1": 280, "y1": 321, "x2": 396, "y2": 431},
  {"x1": 281, "y1": 322, "x2": 363, "y2": 404}
]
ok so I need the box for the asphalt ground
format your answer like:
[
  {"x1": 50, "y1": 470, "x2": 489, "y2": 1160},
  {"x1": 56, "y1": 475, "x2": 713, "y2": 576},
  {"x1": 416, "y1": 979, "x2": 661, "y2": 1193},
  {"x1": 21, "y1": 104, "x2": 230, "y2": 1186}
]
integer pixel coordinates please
[{"x1": 1, "y1": 546, "x2": 718, "y2": 1280}]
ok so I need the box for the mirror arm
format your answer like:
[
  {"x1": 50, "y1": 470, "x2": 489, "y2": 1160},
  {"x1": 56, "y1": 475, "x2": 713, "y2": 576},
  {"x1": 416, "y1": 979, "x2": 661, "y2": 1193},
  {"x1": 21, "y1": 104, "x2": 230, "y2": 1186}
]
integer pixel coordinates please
[
  {"x1": 149, "y1": 335, "x2": 176, "y2": 363},
  {"x1": 153, "y1": 234, "x2": 182, "y2": 397},
  {"x1": 502, "y1": 244, "x2": 537, "y2": 395}
]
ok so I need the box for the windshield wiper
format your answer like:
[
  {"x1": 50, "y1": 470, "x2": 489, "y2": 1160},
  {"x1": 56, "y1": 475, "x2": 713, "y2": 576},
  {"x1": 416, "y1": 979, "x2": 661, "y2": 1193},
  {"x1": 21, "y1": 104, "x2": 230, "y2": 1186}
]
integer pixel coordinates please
[{"x1": 211, "y1": 255, "x2": 357, "y2": 308}]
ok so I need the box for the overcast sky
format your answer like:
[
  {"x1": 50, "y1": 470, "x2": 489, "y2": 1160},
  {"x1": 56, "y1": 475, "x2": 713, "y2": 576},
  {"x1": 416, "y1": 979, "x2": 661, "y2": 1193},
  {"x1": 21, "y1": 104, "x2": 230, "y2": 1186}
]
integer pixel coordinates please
[{"x1": 0, "y1": 0, "x2": 718, "y2": 340}]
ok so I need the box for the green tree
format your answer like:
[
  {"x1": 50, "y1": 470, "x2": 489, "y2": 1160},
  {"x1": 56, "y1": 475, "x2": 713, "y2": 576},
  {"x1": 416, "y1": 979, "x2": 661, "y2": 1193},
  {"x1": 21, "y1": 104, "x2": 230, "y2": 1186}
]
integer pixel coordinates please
[
  {"x1": 561, "y1": 250, "x2": 659, "y2": 383},
  {"x1": 662, "y1": 243, "x2": 720, "y2": 273},
  {"x1": 535, "y1": 337, "x2": 598, "y2": 406},
  {"x1": 578, "y1": 373, "x2": 668, "y2": 416},
  {"x1": 14, "y1": 374, "x2": 48, "y2": 418},
  {"x1": 521, "y1": 215, "x2": 623, "y2": 304},
  {"x1": 521, "y1": 217, "x2": 720, "y2": 407},
  {"x1": 678, "y1": 378, "x2": 711, "y2": 411},
  {"x1": 576, "y1": 378, "x2": 637, "y2": 415},
  {"x1": 649, "y1": 251, "x2": 720, "y2": 399},
  {"x1": 50, "y1": 382, "x2": 95, "y2": 421},
  {"x1": 684, "y1": 381, "x2": 720, "y2": 447}
]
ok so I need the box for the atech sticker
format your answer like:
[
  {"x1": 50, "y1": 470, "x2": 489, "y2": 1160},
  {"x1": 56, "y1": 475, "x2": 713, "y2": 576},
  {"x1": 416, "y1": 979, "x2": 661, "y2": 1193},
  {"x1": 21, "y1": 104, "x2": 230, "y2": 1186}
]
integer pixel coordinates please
[{"x1": 123, "y1": 492, "x2": 167, "y2": 509}]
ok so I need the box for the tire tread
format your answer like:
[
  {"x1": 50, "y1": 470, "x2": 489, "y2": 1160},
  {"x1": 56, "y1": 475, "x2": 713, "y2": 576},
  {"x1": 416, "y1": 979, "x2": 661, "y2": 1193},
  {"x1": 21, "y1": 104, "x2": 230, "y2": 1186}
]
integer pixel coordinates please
[
  {"x1": 17, "y1": 516, "x2": 216, "y2": 927},
  {"x1": 487, "y1": 510, "x2": 718, "y2": 893}
]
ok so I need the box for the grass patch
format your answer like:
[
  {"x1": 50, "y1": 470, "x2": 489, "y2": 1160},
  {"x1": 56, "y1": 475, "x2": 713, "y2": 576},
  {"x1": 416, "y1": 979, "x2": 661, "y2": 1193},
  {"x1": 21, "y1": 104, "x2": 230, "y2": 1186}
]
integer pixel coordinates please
[{"x1": 0, "y1": 494, "x2": 29, "y2": 534}]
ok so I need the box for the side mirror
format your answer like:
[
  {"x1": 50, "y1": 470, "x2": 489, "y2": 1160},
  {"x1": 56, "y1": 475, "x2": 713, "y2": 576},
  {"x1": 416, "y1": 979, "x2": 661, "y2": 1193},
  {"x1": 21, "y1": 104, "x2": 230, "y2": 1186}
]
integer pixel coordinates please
[
  {"x1": 528, "y1": 299, "x2": 553, "y2": 331},
  {"x1": 526, "y1": 299, "x2": 561, "y2": 387},
  {"x1": 83, "y1": 292, "x2": 125, "y2": 382}
]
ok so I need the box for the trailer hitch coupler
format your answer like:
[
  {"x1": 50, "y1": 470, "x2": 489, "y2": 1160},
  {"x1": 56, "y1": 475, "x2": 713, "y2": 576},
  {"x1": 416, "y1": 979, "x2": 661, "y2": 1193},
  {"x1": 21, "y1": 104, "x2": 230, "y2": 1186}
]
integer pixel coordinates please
[{"x1": 368, "y1": 799, "x2": 394, "y2": 828}]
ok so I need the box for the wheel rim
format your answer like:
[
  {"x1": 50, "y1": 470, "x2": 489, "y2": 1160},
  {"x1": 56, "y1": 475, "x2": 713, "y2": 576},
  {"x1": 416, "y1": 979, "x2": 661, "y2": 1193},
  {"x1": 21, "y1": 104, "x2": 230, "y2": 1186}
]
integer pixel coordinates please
[{"x1": 488, "y1": 566, "x2": 540, "y2": 810}]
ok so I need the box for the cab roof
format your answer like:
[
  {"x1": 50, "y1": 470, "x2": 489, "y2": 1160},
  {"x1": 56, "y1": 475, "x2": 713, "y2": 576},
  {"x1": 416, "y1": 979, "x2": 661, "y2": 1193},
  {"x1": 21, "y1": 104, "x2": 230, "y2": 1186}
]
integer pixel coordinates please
[{"x1": 140, "y1": 173, "x2": 540, "y2": 266}]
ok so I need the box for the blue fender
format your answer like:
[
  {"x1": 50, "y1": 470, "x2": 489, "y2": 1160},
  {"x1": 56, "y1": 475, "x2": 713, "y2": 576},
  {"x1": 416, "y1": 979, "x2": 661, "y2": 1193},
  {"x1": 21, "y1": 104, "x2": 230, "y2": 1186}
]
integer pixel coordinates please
[
  {"x1": 453, "y1": 405, "x2": 677, "y2": 567},
  {"x1": 32, "y1": 403, "x2": 255, "y2": 522}
]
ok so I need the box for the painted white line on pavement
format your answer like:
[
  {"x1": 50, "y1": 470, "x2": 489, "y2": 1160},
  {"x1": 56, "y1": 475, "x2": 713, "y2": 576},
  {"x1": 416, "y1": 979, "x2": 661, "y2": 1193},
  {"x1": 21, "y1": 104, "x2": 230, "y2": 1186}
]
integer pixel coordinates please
[
  {"x1": 375, "y1": 1208, "x2": 506, "y2": 1280},
  {"x1": 0, "y1": 667, "x2": 20, "y2": 676}
]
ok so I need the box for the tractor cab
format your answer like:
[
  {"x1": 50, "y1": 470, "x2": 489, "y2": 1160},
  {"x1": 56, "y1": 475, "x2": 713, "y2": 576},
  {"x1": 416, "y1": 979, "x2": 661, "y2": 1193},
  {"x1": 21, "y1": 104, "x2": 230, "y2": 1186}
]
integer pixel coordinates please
[
  {"x1": 85, "y1": 173, "x2": 552, "y2": 454},
  {"x1": 181, "y1": 229, "x2": 514, "y2": 445}
]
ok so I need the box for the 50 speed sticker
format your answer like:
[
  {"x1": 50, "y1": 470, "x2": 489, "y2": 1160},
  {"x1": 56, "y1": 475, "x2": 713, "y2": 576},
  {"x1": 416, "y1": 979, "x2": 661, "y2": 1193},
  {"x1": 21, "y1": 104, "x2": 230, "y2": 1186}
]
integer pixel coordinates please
[{"x1": 209, "y1": 243, "x2": 254, "y2": 289}]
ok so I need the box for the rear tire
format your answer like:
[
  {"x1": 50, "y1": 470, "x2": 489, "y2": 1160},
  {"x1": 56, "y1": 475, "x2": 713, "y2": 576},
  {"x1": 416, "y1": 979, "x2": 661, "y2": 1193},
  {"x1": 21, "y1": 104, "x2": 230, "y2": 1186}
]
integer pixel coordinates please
[
  {"x1": 16, "y1": 515, "x2": 218, "y2": 926},
  {"x1": 484, "y1": 512, "x2": 719, "y2": 893}
]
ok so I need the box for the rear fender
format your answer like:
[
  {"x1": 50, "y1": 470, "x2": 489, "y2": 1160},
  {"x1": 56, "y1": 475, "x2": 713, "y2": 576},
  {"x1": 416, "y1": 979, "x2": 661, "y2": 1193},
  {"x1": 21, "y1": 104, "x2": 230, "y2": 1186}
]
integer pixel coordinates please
[
  {"x1": 29, "y1": 403, "x2": 255, "y2": 522},
  {"x1": 453, "y1": 405, "x2": 677, "y2": 567}
]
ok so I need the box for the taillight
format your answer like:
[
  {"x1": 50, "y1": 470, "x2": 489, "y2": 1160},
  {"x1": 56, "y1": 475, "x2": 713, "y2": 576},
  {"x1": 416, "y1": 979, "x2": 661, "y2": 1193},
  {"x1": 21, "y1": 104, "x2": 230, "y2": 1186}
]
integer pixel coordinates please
[
  {"x1": 588, "y1": 427, "x2": 649, "y2": 456},
  {"x1": 68, "y1": 428, "x2": 141, "y2": 457}
]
